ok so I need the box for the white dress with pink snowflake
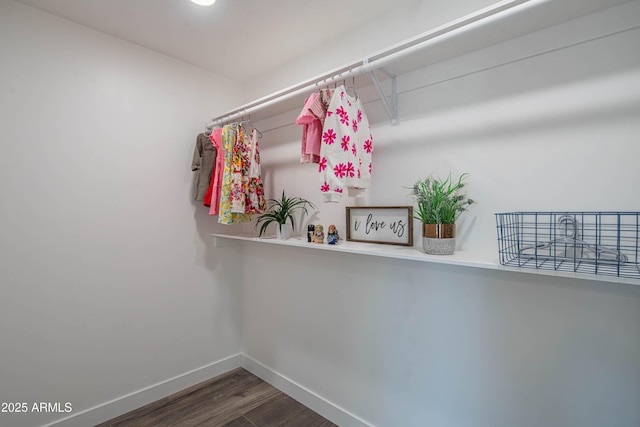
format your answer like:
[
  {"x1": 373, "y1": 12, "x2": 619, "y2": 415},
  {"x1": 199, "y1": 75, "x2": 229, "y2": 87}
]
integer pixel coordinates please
[{"x1": 318, "y1": 85, "x2": 373, "y2": 202}]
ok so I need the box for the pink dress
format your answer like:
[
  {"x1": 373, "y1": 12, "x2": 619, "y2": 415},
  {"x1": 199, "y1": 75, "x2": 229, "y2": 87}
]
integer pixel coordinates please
[
  {"x1": 208, "y1": 128, "x2": 224, "y2": 215},
  {"x1": 245, "y1": 128, "x2": 266, "y2": 214},
  {"x1": 296, "y1": 92, "x2": 325, "y2": 163}
]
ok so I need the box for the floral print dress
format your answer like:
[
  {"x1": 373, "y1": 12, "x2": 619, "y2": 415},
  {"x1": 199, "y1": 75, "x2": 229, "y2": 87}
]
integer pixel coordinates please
[
  {"x1": 230, "y1": 125, "x2": 249, "y2": 214},
  {"x1": 319, "y1": 85, "x2": 373, "y2": 202},
  {"x1": 245, "y1": 128, "x2": 266, "y2": 214},
  {"x1": 218, "y1": 124, "x2": 251, "y2": 224}
]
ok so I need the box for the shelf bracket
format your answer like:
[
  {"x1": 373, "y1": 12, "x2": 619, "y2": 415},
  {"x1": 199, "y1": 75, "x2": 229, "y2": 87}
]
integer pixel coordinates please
[{"x1": 369, "y1": 68, "x2": 398, "y2": 126}]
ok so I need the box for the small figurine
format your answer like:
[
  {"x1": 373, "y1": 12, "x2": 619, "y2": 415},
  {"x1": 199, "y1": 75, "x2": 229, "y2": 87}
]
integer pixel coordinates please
[
  {"x1": 327, "y1": 224, "x2": 339, "y2": 245},
  {"x1": 312, "y1": 224, "x2": 324, "y2": 243},
  {"x1": 307, "y1": 224, "x2": 315, "y2": 243}
]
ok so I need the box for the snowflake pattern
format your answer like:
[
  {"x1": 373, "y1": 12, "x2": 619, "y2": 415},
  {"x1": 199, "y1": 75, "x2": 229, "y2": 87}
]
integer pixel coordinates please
[
  {"x1": 321, "y1": 182, "x2": 330, "y2": 192},
  {"x1": 352, "y1": 119, "x2": 358, "y2": 133}
]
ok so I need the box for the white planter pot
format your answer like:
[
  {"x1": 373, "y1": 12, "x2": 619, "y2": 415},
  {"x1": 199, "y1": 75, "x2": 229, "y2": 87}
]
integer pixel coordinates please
[{"x1": 276, "y1": 223, "x2": 290, "y2": 240}]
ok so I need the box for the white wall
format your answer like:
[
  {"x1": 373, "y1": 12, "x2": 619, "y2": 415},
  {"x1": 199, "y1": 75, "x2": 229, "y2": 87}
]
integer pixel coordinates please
[
  {"x1": 242, "y1": 2, "x2": 640, "y2": 426},
  {"x1": 0, "y1": 2, "x2": 245, "y2": 426},
  {"x1": 244, "y1": 0, "x2": 498, "y2": 99}
]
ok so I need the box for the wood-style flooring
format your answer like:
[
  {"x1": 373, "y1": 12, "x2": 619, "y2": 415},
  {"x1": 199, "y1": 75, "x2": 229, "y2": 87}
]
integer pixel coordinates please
[{"x1": 95, "y1": 368, "x2": 338, "y2": 427}]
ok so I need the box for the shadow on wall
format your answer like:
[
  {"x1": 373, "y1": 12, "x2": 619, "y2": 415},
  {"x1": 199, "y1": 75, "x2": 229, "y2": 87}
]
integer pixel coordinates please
[
  {"x1": 189, "y1": 165, "x2": 245, "y2": 274},
  {"x1": 371, "y1": 70, "x2": 640, "y2": 153}
]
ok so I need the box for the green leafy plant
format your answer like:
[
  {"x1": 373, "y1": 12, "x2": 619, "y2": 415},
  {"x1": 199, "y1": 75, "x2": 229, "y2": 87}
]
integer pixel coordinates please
[
  {"x1": 409, "y1": 173, "x2": 474, "y2": 224},
  {"x1": 255, "y1": 191, "x2": 316, "y2": 237}
]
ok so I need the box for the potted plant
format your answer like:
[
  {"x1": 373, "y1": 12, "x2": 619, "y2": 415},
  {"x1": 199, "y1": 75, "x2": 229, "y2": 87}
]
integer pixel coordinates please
[
  {"x1": 255, "y1": 191, "x2": 315, "y2": 240},
  {"x1": 409, "y1": 173, "x2": 474, "y2": 255}
]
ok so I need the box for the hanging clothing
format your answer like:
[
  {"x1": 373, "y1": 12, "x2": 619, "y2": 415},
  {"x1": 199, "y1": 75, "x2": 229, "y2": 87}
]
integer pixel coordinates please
[
  {"x1": 245, "y1": 128, "x2": 266, "y2": 214},
  {"x1": 191, "y1": 132, "x2": 217, "y2": 202},
  {"x1": 230, "y1": 124, "x2": 249, "y2": 213},
  {"x1": 205, "y1": 128, "x2": 224, "y2": 211},
  {"x1": 319, "y1": 88, "x2": 334, "y2": 110},
  {"x1": 218, "y1": 125, "x2": 251, "y2": 224},
  {"x1": 319, "y1": 85, "x2": 373, "y2": 202},
  {"x1": 296, "y1": 92, "x2": 325, "y2": 164}
]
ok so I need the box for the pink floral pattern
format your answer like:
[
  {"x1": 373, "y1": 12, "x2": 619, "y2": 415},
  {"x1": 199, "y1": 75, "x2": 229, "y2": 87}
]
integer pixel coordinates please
[
  {"x1": 346, "y1": 162, "x2": 355, "y2": 178},
  {"x1": 341, "y1": 135, "x2": 350, "y2": 151},
  {"x1": 334, "y1": 163, "x2": 347, "y2": 178},
  {"x1": 323, "y1": 129, "x2": 336, "y2": 145},
  {"x1": 364, "y1": 139, "x2": 372, "y2": 154},
  {"x1": 318, "y1": 157, "x2": 327, "y2": 172},
  {"x1": 318, "y1": 85, "x2": 372, "y2": 201},
  {"x1": 336, "y1": 105, "x2": 349, "y2": 126}
]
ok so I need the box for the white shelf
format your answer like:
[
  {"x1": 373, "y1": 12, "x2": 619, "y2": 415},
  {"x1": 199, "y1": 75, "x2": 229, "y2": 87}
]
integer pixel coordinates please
[{"x1": 212, "y1": 233, "x2": 640, "y2": 286}]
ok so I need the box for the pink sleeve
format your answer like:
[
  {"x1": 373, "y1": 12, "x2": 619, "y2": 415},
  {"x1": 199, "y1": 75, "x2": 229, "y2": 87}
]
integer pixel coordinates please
[
  {"x1": 296, "y1": 93, "x2": 323, "y2": 125},
  {"x1": 308, "y1": 94, "x2": 326, "y2": 122}
]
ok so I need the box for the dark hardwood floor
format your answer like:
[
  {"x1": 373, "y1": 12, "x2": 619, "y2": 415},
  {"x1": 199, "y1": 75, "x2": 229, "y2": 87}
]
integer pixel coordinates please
[{"x1": 95, "y1": 368, "x2": 337, "y2": 427}]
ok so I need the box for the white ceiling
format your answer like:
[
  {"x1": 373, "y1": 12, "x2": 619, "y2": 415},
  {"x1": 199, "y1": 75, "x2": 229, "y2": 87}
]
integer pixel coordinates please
[{"x1": 12, "y1": 0, "x2": 405, "y2": 82}]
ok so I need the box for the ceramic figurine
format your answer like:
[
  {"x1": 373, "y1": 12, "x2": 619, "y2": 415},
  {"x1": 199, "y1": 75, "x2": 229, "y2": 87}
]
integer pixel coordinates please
[
  {"x1": 307, "y1": 224, "x2": 315, "y2": 242},
  {"x1": 312, "y1": 224, "x2": 324, "y2": 243},
  {"x1": 327, "y1": 224, "x2": 339, "y2": 245}
]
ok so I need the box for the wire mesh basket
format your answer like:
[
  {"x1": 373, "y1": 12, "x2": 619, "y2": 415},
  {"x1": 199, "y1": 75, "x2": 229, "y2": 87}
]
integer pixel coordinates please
[{"x1": 495, "y1": 212, "x2": 640, "y2": 279}]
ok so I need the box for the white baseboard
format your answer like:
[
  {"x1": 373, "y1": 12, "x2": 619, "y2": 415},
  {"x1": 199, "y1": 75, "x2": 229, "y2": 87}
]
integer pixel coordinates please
[
  {"x1": 42, "y1": 353, "x2": 372, "y2": 427},
  {"x1": 241, "y1": 354, "x2": 374, "y2": 427},
  {"x1": 43, "y1": 353, "x2": 242, "y2": 427}
]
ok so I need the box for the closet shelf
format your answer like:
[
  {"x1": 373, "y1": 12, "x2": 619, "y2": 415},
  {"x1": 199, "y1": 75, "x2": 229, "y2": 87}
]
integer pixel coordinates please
[
  {"x1": 211, "y1": 233, "x2": 640, "y2": 286},
  {"x1": 205, "y1": 0, "x2": 629, "y2": 127}
]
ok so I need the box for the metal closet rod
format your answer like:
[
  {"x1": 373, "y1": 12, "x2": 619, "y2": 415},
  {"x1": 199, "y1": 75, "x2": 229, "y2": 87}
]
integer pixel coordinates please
[{"x1": 205, "y1": 0, "x2": 537, "y2": 129}]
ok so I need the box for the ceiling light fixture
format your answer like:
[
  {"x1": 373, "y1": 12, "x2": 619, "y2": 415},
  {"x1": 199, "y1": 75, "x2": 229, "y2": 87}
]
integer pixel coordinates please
[{"x1": 190, "y1": 0, "x2": 216, "y2": 5}]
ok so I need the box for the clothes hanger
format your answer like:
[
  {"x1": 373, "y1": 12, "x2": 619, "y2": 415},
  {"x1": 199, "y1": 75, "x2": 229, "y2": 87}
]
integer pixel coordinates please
[
  {"x1": 238, "y1": 114, "x2": 263, "y2": 139},
  {"x1": 346, "y1": 76, "x2": 359, "y2": 100},
  {"x1": 517, "y1": 215, "x2": 637, "y2": 271}
]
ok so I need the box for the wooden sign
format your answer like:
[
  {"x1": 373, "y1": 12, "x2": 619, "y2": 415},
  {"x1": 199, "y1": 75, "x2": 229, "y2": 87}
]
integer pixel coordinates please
[{"x1": 346, "y1": 206, "x2": 413, "y2": 246}]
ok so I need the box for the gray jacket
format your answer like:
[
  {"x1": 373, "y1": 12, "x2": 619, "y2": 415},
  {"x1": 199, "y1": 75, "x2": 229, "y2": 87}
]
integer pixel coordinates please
[{"x1": 191, "y1": 132, "x2": 217, "y2": 202}]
